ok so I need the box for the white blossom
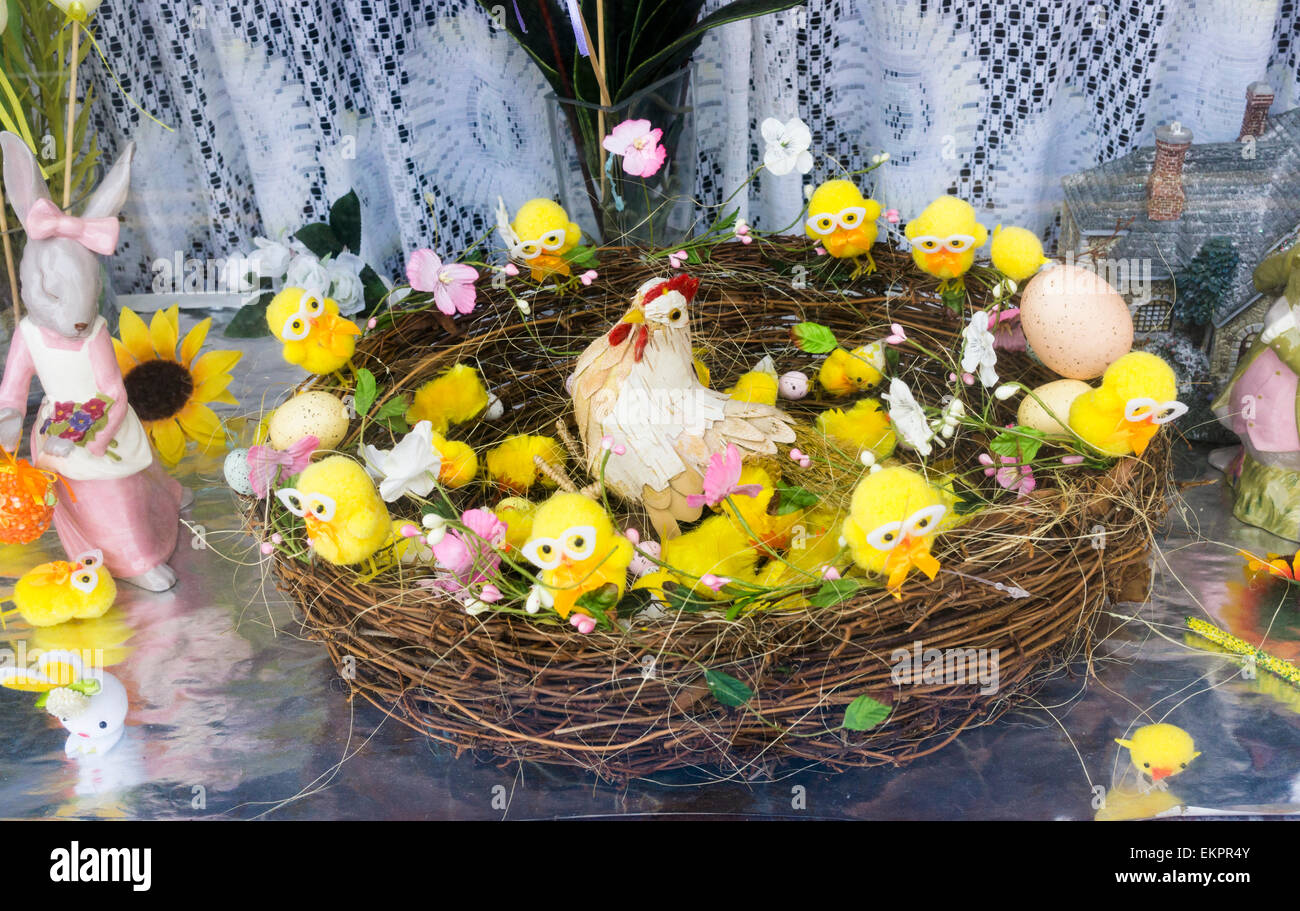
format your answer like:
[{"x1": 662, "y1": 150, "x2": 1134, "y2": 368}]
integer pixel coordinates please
[
  {"x1": 359, "y1": 421, "x2": 442, "y2": 502},
  {"x1": 883, "y1": 378, "x2": 935, "y2": 458},
  {"x1": 760, "y1": 117, "x2": 814, "y2": 176},
  {"x1": 961, "y1": 310, "x2": 999, "y2": 387}
]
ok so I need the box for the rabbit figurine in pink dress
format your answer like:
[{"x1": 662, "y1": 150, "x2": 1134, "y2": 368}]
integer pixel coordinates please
[{"x1": 0, "y1": 132, "x2": 184, "y2": 591}]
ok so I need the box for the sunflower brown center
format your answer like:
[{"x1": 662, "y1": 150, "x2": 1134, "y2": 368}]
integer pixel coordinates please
[{"x1": 123, "y1": 359, "x2": 194, "y2": 422}]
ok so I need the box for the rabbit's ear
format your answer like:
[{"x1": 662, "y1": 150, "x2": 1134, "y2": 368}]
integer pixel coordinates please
[
  {"x1": 81, "y1": 140, "x2": 136, "y2": 219},
  {"x1": 0, "y1": 132, "x2": 52, "y2": 228}
]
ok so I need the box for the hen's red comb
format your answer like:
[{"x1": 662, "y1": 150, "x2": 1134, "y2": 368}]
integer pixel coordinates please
[{"x1": 643, "y1": 273, "x2": 700, "y2": 304}]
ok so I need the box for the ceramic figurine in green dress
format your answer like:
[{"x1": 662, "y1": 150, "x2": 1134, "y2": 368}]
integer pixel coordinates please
[{"x1": 1213, "y1": 243, "x2": 1300, "y2": 541}]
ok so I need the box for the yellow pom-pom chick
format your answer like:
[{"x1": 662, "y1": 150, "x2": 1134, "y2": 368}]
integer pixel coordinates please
[
  {"x1": 485, "y1": 434, "x2": 565, "y2": 494},
  {"x1": 818, "y1": 342, "x2": 886, "y2": 396},
  {"x1": 717, "y1": 465, "x2": 804, "y2": 550},
  {"x1": 494, "y1": 496, "x2": 537, "y2": 553},
  {"x1": 8, "y1": 551, "x2": 115, "y2": 627},
  {"x1": 635, "y1": 515, "x2": 758, "y2": 602},
  {"x1": 406, "y1": 363, "x2": 489, "y2": 435},
  {"x1": 754, "y1": 505, "x2": 847, "y2": 596},
  {"x1": 521, "y1": 492, "x2": 633, "y2": 620},
  {"x1": 726, "y1": 355, "x2": 780, "y2": 406},
  {"x1": 431, "y1": 432, "x2": 478, "y2": 488},
  {"x1": 1115, "y1": 723, "x2": 1201, "y2": 787},
  {"x1": 510, "y1": 198, "x2": 582, "y2": 282},
  {"x1": 842, "y1": 466, "x2": 948, "y2": 598},
  {"x1": 1068, "y1": 352, "x2": 1182, "y2": 457},
  {"x1": 904, "y1": 196, "x2": 988, "y2": 287},
  {"x1": 277, "y1": 455, "x2": 392, "y2": 566},
  {"x1": 805, "y1": 179, "x2": 882, "y2": 276},
  {"x1": 266, "y1": 287, "x2": 362, "y2": 375},
  {"x1": 989, "y1": 224, "x2": 1048, "y2": 282},
  {"x1": 816, "y1": 397, "x2": 897, "y2": 461}
]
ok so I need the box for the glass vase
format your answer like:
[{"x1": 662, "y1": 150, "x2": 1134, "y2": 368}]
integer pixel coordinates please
[{"x1": 547, "y1": 68, "x2": 696, "y2": 248}]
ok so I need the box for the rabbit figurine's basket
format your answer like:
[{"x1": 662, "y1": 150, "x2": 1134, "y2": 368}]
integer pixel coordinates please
[
  {"x1": 0, "y1": 450, "x2": 56, "y2": 545},
  {"x1": 253, "y1": 243, "x2": 1174, "y2": 783}
]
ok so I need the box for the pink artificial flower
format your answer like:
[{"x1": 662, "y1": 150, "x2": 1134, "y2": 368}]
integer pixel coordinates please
[
  {"x1": 504, "y1": 262, "x2": 520, "y2": 277},
  {"x1": 602, "y1": 119, "x2": 667, "y2": 178},
  {"x1": 1060, "y1": 455, "x2": 1085, "y2": 465},
  {"x1": 815, "y1": 246, "x2": 827, "y2": 256},
  {"x1": 979, "y1": 452, "x2": 1037, "y2": 498},
  {"x1": 735, "y1": 221, "x2": 754, "y2": 245},
  {"x1": 962, "y1": 372, "x2": 976, "y2": 385},
  {"x1": 579, "y1": 270, "x2": 599, "y2": 286},
  {"x1": 988, "y1": 306, "x2": 1026, "y2": 352},
  {"x1": 423, "y1": 508, "x2": 507, "y2": 598},
  {"x1": 571, "y1": 614, "x2": 597, "y2": 634},
  {"x1": 821, "y1": 566, "x2": 841, "y2": 581},
  {"x1": 479, "y1": 584, "x2": 502, "y2": 603},
  {"x1": 885, "y1": 209, "x2": 900, "y2": 224},
  {"x1": 885, "y1": 323, "x2": 907, "y2": 345},
  {"x1": 700, "y1": 573, "x2": 730, "y2": 593},
  {"x1": 686, "y1": 443, "x2": 763, "y2": 508},
  {"x1": 668, "y1": 250, "x2": 688, "y2": 269},
  {"x1": 406, "y1": 248, "x2": 480, "y2": 316}
]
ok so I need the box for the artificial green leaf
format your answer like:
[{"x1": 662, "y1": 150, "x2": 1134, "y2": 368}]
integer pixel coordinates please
[
  {"x1": 565, "y1": 245, "x2": 601, "y2": 270},
  {"x1": 329, "y1": 190, "x2": 363, "y2": 252},
  {"x1": 775, "y1": 481, "x2": 819, "y2": 515},
  {"x1": 618, "y1": 0, "x2": 807, "y2": 101},
  {"x1": 989, "y1": 426, "x2": 1046, "y2": 463},
  {"x1": 843, "y1": 694, "x2": 891, "y2": 731},
  {"x1": 575, "y1": 582, "x2": 623, "y2": 629},
  {"x1": 791, "y1": 321, "x2": 838, "y2": 354},
  {"x1": 295, "y1": 222, "x2": 343, "y2": 259},
  {"x1": 662, "y1": 580, "x2": 717, "y2": 613},
  {"x1": 373, "y1": 395, "x2": 410, "y2": 422},
  {"x1": 223, "y1": 292, "x2": 274, "y2": 338},
  {"x1": 704, "y1": 668, "x2": 754, "y2": 707},
  {"x1": 941, "y1": 284, "x2": 966, "y2": 315},
  {"x1": 354, "y1": 368, "x2": 379, "y2": 416},
  {"x1": 807, "y1": 578, "x2": 863, "y2": 608},
  {"x1": 359, "y1": 265, "x2": 390, "y2": 316}
]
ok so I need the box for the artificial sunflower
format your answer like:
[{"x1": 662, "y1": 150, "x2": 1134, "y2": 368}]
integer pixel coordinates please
[{"x1": 112, "y1": 305, "x2": 242, "y2": 465}]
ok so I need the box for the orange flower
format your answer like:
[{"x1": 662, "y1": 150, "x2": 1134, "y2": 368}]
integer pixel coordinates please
[{"x1": 1239, "y1": 548, "x2": 1299, "y2": 581}]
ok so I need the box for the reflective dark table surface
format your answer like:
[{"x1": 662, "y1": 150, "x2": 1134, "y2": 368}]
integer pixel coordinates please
[{"x1": 1, "y1": 311, "x2": 1297, "y2": 820}]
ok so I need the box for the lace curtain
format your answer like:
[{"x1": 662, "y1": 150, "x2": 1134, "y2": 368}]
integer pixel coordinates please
[{"x1": 82, "y1": 0, "x2": 1300, "y2": 293}]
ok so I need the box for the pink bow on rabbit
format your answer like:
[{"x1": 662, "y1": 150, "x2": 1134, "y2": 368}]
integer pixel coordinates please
[{"x1": 0, "y1": 132, "x2": 186, "y2": 592}]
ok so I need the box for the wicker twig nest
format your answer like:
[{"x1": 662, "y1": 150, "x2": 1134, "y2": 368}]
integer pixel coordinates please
[{"x1": 256, "y1": 243, "x2": 1172, "y2": 783}]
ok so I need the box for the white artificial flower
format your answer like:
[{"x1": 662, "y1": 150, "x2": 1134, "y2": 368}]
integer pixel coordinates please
[
  {"x1": 463, "y1": 598, "x2": 489, "y2": 616},
  {"x1": 760, "y1": 116, "x2": 814, "y2": 176},
  {"x1": 883, "y1": 378, "x2": 935, "y2": 457},
  {"x1": 327, "y1": 254, "x2": 365, "y2": 315},
  {"x1": 359, "y1": 421, "x2": 442, "y2": 502},
  {"x1": 525, "y1": 583, "x2": 554, "y2": 615},
  {"x1": 422, "y1": 513, "x2": 448, "y2": 546},
  {"x1": 961, "y1": 310, "x2": 999, "y2": 387},
  {"x1": 484, "y1": 393, "x2": 504, "y2": 421},
  {"x1": 285, "y1": 253, "x2": 330, "y2": 296},
  {"x1": 994, "y1": 384, "x2": 1021, "y2": 401},
  {"x1": 249, "y1": 236, "x2": 293, "y2": 282},
  {"x1": 0, "y1": 3, "x2": 8, "y2": 36},
  {"x1": 48, "y1": 0, "x2": 103, "y2": 19}
]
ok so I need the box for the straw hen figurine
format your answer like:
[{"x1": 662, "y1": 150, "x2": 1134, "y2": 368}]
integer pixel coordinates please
[{"x1": 570, "y1": 275, "x2": 796, "y2": 538}]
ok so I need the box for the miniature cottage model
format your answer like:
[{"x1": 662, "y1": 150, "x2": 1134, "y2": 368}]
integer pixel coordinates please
[{"x1": 1060, "y1": 83, "x2": 1300, "y2": 386}]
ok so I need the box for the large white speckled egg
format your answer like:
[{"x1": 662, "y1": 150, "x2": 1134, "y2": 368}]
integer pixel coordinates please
[
  {"x1": 224, "y1": 448, "x2": 255, "y2": 496},
  {"x1": 1019, "y1": 265, "x2": 1133, "y2": 379},
  {"x1": 268, "y1": 391, "x2": 351, "y2": 451},
  {"x1": 1017, "y1": 379, "x2": 1093, "y2": 434}
]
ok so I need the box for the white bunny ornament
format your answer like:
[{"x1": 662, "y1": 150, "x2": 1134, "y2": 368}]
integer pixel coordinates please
[{"x1": 0, "y1": 132, "x2": 184, "y2": 591}]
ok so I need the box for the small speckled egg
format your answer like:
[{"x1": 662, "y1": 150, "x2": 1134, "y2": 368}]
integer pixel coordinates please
[
  {"x1": 1019, "y1": 264, "x2": 1133, "y2": 380},
  {"x1": 223, "y1": 448, "x2": 255, "y2": 496},
  {"x1": 1017, "y1": 379, "x2": 1093, "y2": 434},
  {"x1": 268, "y1": 391, "x2": 351, "y2": 451},
  {"x1": 778, "y1": 371, "x2": 809, "y2": 400}
]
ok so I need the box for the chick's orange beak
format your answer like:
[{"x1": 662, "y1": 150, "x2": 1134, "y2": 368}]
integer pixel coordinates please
[
  {"x1": 1124, "y1": 418, "x2": 1161, "y2": 456},
  {"x1": 883, "y1": 535, "x2": 941, "y2": 598},
  {"x1": 1150, "y1": 766, "x2": 1173, "y2": 781}
]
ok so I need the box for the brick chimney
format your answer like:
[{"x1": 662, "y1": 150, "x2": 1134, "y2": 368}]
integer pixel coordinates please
[
  {"x1": 1146, "y1": 122, "x2": 1193, "y2": 221},
  {"x1": 1237, "y1": 81, "x2": 1274, "y2": 140}
]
